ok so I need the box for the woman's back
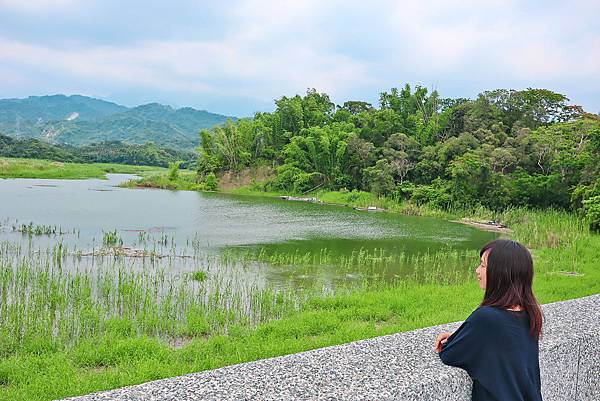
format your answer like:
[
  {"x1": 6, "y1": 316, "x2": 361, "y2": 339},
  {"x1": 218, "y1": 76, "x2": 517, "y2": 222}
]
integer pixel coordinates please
[{"x1": 440, "y1": 306, "x2": 542, "y2": 401}]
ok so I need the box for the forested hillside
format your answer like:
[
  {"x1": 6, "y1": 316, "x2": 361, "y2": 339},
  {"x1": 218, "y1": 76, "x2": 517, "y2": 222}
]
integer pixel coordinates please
[
  {"x1": 0, "y1": 95, "x2": 232, "y2": 149},
  {"x1": 0, "y1": 134, "x2": 195, "y2": 168},
  {"x1": 197, "y1": 86, "x2": 600, "y2": 228}
]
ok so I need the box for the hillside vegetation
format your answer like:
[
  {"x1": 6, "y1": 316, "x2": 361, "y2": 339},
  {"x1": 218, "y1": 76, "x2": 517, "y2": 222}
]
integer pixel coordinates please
[
  {"x1": 196, "y1": 86, "x2": 600, "y2": 230},
  {"x1": 0, "y1": 95, "x2": 233, "y2": 149},
  {"x1": 0, "y1": 134, "x2": 196, "y2": 168}
]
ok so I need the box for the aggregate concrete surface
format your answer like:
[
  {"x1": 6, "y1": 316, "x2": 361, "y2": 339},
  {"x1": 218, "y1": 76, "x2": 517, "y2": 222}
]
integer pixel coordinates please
[{"x1": 61, "y1": 294, "x2": 599, "y2": 401}]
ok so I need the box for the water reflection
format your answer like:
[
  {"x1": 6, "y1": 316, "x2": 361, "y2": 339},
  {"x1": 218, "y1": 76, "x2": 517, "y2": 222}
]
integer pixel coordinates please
[{"x1": 0, "y1": 174, "x2": 497, "y2": 288}]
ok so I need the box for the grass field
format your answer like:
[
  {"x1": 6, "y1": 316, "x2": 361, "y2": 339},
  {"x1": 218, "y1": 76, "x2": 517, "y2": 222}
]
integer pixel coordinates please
[
  {"x1": 0, "y1": 207, "x2": 597, "y2": 401},
  {"x1": 0, "y1": 161, "x2": 598, "y2": 400},
  {"x1": 0, "y1": 157, "x2": 162, "y2": 179}
]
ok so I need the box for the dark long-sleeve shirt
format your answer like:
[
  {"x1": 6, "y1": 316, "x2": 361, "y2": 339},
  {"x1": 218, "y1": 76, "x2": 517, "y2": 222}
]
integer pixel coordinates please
[{"x1": 439, "y1": 306, "x2": 542, "y2": 401}]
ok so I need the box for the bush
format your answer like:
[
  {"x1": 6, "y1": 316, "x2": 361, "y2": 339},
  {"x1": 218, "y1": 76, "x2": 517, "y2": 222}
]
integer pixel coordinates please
[
  {"x1": 292, "y1": 172, "x2": 314, "y2": 193},
  {"x1": 410, "y1": 179, "x2": 452, "y2": 209},
  {"x1": 392, "y1": 182, "x2": 416, "y2": 200},
  {"x1": 203, "y1": 173, "x2": 218, "y2": 191},
  {"x1": 582, "y1": 195, "x2": 600, "y2": 232},
  {"x1": 273, "y1": 164, "x2": 322, "y2": 193},
  {"x1": 168, "y1": 161, "x2": 182, "y2": 181},
  {"x1": 510, "y1": 171, "x2": 570, "y2": 209},
  {"x1": 273, "y1": 165, "x2": 304, "y2": 191}
]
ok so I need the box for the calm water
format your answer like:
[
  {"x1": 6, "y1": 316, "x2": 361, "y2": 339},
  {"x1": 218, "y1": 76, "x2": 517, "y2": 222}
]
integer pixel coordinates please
[{"x1": 0, "y1": 174, "x2": 497, "y2": 287}]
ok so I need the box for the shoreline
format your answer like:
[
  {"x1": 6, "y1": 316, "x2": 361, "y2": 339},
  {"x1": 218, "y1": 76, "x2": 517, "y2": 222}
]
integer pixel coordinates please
[
  {"x1": 123, "y1": 174, "x2": 514, "y2": 234},
  {"x1": 451, "y1": 218, "x2": 513, "y2": 234}
]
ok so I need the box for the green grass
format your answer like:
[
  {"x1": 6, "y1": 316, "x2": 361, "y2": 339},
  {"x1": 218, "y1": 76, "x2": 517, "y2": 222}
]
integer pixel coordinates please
[
  {"x1": 120, "y1": 169, "x2": 206, "y2": 191},
  {"x1": 0, "y1": 170, "x2": 598, "y2": 400},
  {"x1": 0, "y1": 208, "x2": 597, "y2": 400},
  {"x1": 314, "y1": 189, "x2": 453, "y2": 217},
  {"x1": 0, "y1": 157, "x2": 162, "y2": 179},
  {"x1": 190, "y1": 271, "x2": 208, "y2": 282}
]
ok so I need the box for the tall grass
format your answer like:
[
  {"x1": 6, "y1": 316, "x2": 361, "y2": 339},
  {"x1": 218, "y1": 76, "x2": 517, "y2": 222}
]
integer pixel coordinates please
[
  {"x1": 0, "y1": 241, "x2": 310, "y2": 354},
  {"x1": 224, "y1": 246, "x2": 480, "y2": 288},
  {"x1": 0, "y1": 207, "x2": 597, "y2": 401}
]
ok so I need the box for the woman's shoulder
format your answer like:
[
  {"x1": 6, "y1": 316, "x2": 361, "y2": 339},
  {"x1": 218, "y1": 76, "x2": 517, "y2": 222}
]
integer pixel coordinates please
[{"x1": 467, "y1": 306, "x2": 507, "y2": 323}]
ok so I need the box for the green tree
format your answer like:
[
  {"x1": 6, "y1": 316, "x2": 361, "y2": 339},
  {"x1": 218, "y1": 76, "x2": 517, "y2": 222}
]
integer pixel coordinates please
[{"x1": 362, "y1": 159, "x2": 395, "y2": 196}]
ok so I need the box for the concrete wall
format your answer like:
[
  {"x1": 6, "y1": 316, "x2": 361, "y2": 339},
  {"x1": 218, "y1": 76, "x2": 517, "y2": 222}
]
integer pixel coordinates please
[{"x1": 63, "y1": 294, "x2": 599, "y2": 401}]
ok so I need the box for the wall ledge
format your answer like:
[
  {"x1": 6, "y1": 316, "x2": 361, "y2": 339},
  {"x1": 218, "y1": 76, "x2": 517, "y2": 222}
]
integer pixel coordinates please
[{"x1": 61, "y1": 294, "x2": 600, "y2": 401}]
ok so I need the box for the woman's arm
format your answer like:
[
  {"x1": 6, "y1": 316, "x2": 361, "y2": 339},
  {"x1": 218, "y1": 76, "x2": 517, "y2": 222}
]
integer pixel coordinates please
[{"x1": 438, "y1": 308, "x2": 492, "y2": 373}]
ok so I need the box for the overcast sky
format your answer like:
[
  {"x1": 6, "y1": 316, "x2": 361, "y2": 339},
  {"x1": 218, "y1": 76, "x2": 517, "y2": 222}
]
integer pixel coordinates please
[{"x1": 0, "y1": 0, "x2": 598, "y2": 117}]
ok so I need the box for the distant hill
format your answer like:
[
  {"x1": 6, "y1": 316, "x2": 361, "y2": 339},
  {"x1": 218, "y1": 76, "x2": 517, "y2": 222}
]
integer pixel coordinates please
[
  {"x1": 0, "y1": 133, "x2": 196, "y2": 168},
  {"x1": 0, "y1": 95, "x2": 234, "y2": 149}
]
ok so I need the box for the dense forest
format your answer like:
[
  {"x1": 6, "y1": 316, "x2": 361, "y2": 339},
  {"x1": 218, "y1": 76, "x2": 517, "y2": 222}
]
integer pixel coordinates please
[
  {"x1": 197, "y1": 85, "x2": 600, "y2": 229},
  {"x1": 0, "y1": 134, "x2": 196, "y2": 168}
]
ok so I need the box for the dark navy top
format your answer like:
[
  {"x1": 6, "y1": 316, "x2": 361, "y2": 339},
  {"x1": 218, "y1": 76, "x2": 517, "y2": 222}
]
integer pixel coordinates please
[{"x1": 439, "y1": 306, "x2": 542, "y2": 401}]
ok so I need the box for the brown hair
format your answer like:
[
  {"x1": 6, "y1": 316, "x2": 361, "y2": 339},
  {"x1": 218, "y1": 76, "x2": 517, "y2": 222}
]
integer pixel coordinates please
[{"x1": 480, "y1": 239, "x2": 543, "y2": 338}]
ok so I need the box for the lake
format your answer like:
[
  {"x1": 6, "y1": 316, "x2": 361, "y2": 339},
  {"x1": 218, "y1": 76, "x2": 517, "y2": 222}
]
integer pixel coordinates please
[{"x1": 0, "y1": 174, "x2": 497, "y2": 288}]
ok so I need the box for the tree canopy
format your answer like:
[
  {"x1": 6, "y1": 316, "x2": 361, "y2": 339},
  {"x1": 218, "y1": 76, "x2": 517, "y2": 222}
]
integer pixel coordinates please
[{"x1": 197, "y1": 85, "x2": 600, "y2": 229}]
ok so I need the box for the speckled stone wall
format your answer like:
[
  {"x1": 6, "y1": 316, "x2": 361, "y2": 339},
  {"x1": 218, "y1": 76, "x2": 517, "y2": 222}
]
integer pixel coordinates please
[{"x1": 61, "y1": 294, "x2": 599, "y2": 401}]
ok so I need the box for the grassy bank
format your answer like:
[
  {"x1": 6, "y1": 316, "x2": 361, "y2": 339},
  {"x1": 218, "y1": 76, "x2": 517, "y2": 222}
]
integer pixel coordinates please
[
  {"x1": 0, "y1": 157, "x2": 162, "y2": 179},
  {"x1": 0, "y1": 208, "x2": 598, "y2": 400},
  {"x1": 119, "y1": 169, "x2": 204, "y2": 190},
  {"x1": 124, "y1": 171, "x2": 484, "y2": 220},
  {"x1": 1, "y1": 166, "x2": 598, "y2": 400}
]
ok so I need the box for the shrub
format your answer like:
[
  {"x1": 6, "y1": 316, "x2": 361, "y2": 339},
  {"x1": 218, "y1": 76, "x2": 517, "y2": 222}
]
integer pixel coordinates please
[
  {"x1": 203, "y1": 173, "x2": 218, "y2": 191},
  {"x1": 168, "y1": 161, "x2": 182, "y2": 181},
  {"x1": 582, "y1": 195, "x2": 600, "y2": 232},
  {"x1": 410, "y1": 179, "x2": 452, "y2": 209}
]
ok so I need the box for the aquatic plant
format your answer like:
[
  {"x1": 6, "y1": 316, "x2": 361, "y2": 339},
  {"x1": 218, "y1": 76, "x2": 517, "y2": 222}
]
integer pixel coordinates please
[
  {"x1": 13, "y1": 222, "x2": 64, "y2": 236},
  {"x1": 191, "y1": 270, "x2": 208, "y2": 282},
  {"x1": 102, "y1": 230, "x2": 123, "y2": 247}
]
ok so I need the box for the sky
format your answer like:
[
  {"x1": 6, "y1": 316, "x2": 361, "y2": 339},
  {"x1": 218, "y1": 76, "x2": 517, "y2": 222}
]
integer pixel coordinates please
[{"x1": 0, "y1": 0, "x2": 599, "y2": 117}]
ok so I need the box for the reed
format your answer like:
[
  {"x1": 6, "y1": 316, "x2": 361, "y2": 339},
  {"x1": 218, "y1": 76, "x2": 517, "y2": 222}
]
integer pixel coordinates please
[{"x1": 0, "y1": 208, "x2": 597, "y2": 401}]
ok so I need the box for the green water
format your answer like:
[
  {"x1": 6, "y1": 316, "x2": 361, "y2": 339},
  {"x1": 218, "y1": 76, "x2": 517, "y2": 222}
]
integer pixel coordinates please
[{"x1": 0, "y1": 174, "x2": 497, "y2": 287}]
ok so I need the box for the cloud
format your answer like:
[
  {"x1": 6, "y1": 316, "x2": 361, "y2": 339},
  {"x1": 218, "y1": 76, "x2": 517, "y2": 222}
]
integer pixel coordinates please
[
  {"x1": 0, "y1": 0, "x2": 598, "y2": 114},
  {"x1": 0, "y1": 35, "x2": 374, "y2": 104},
  {"x1": 0, "y1": 0, "x2": 80, "y2": 13}
]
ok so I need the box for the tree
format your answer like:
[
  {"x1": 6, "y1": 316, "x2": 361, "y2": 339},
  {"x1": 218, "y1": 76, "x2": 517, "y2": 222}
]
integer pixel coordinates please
[
  {"x1": 490, "y1": 147, "x2": 517, "y2": 174},
  {"x1": 346, "y1": 134, "x2": 376, "y2": 187},
  {"x1": 301, "y1": 88, "x2": 335, "y2": 127},
  {"x1": 379, "y1": 84, "x2": 442, "y2": 145},
  {"x1": 363, "y1": 159, "x2": 395, "y2": 196},
  {"x1": 583, "y1": 196, "x2": 600, "y2": 231},
  {"x1": 274, "y1": 95, "x2": 304, "y2": 136},
  {"x1": 281, "y1": 123, "x2": 351, "y2": 188},
  {"x1": 481, "y1": 88, "x2": 572, "y2": 130},
  {"x1": 446, "y1": 152, "x2": 491, "y2": 206},
  {"x1": 382, "y1": 133, "x2": 420, "y2": 184},
  {"x1": 340, "y1": 101, "x2": 374, "y2": 115}
]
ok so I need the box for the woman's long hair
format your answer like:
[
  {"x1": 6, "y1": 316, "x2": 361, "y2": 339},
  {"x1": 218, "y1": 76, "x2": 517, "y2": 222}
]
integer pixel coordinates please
[{"x1": 479, "y1": 239, "x2": 543, "y2": 338}]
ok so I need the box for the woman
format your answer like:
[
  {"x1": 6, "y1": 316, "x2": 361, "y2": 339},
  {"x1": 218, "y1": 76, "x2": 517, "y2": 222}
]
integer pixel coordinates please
[{"x1": 435, "y1": 239, "x2": 543, "y2": 401}]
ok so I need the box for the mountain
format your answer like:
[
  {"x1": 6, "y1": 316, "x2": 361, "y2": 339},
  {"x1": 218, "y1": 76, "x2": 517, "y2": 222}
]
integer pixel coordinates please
[
  {"x1": 0, "y1": 95, "x2": 234, "y2": 149},
  {"x1": 0, "y1": 95, "x2": 128, "y2": 122}
]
